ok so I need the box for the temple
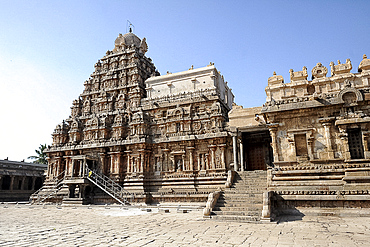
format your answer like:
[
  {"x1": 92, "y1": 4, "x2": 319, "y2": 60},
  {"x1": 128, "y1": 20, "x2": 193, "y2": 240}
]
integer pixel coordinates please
[{"x1": 32, "y1": 30, "x2": 370, "y2": 221}]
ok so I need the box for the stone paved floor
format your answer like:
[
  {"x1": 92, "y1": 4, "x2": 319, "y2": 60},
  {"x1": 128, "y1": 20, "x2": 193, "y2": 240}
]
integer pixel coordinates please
[{"x1": 0, "y1": 203, "x2": 369, "y2": 246}]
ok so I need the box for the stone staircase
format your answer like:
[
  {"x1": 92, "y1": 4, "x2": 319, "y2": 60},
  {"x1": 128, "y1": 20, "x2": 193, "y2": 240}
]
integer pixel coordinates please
[
  {"x1": 30, "y1": 174, "x2": 69, "y2": 204},
  {"x1": 211, "y1": 170, "x2": 267, "y2": 222}
]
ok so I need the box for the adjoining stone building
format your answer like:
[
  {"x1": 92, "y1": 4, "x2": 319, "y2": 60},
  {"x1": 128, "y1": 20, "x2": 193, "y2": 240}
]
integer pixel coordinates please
[
  {"x1": 229, "y1": 55, "x2": 370, "y2": 216},
  {"x1": 0, "y1": 159, "x2": 46, "y2": 202},
  {"x1": 33, "y1": 29, "x2": 370, "y2": 220}
]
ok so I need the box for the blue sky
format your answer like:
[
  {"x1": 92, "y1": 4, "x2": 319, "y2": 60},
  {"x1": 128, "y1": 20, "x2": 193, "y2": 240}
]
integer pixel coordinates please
[{"x1": 0, "y1": 0, "x2": 369, "y2": 161}]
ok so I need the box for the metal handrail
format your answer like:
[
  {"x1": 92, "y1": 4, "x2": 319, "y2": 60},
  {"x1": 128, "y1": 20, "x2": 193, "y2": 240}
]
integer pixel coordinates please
[
  {"x1": 31, "y1": 171, "x2": 66, "y2": 205},
  {"x1": 85, "y1": 165, "x2": 133, "y2": 205}
]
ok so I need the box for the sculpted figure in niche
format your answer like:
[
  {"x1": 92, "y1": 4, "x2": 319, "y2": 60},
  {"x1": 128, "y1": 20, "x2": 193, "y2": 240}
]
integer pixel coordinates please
[{"x1": 342, "y1": 92, "x2": 356, "y2": 105}]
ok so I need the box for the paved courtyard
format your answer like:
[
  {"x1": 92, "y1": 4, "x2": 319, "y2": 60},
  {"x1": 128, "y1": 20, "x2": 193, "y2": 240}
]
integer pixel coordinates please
[{"x1": 0, "y1": 203, "x2": 369, "y2": 246}]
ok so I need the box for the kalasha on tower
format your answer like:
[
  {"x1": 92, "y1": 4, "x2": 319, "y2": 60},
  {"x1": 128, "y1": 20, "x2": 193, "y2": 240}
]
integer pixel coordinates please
[{"x1": 40, "y1": 30, "x2": 235, "y2": 205}]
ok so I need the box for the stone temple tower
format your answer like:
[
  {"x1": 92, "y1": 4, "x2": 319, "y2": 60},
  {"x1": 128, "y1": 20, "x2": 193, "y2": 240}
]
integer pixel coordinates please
[{"x1": 42, "y1": 30, "x2": 234, "y2": 205}]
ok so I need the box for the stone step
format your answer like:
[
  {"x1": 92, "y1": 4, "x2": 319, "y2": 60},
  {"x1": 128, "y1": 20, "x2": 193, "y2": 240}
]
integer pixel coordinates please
[
  {"x1": 211, "y1": 215, "x2": 260, "y2": 222},
  {"x1": 221, "y1": 192, "x2": 264, "y2": 197},
  {"x1": 212, "y1": 210, "x2": 261, "y2": 216},
  {"x1": 215, "y1": 202, "x2": 263, "y2": 208},
  {"x1": 213, "y1": 206, "x2": 261, "y2": 212},
  {"x1": 224, "y1": 188, "x2": 265, "y2": 192},
  {"x1": 217, "y1": 198, "x2": 263, "y2": 204}
]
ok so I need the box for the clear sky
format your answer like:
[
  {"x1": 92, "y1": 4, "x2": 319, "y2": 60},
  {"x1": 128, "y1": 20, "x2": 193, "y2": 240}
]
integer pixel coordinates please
[{"x1": 0, "y1": 0, "x2": 369, "y2": 162}]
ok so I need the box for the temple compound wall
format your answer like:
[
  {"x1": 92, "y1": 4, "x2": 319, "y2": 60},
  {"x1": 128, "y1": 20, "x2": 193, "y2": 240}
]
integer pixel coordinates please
[
  {"x1": 0, "y1": 159, "x2": 46, "y2": 202},
  {"x1": 229, "y1": 55, "x2": 370, "y2": 215},
  {"x1": 45, "y1": 31, "x2": 234, "y2": 204}
]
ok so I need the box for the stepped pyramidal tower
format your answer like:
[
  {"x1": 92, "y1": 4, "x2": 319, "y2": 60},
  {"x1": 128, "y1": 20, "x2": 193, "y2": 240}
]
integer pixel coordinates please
[{"x1": 44, "y1": 30, "x2": 235, "y2": 204}]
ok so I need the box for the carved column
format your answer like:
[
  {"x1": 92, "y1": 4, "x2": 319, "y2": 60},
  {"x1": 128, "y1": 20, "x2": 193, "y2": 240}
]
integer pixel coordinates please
[
  {"x1": 239, "y1": 138, "x2": 244, "y2": 171},
  {"x1": 65, "y1": 157, "x2": 70, "y2": 176},
  {"x1": 21, "y1": 176, "x2": 26, "y2": 190},
  {"x1": 269, "y1": 125, "x2": 279, "y2": 162},
  {"x1": 220, "y1": 145, "x2": 226, "y2": 169},
  {"x1": 232, "y1": 135, "x2": 238, "y2": 171},
  {"x1": 187, "y1": 147, "x2": 194, "y2": 171},
  {"x1": 31, "y1": 177, "x2": 36, "y2": 190},
  {"x1": 71, "y1": 159, "x2": 75, "y2": 177},
  {"x1": 82, "y1": 158, "x2": 87, "y2": 177},
  {"x1": 210, "y1": 145, "x2": 216, "y2": 170},
  {"x1": 128, "y1": 155, "x2": 131, "y2": 173},
  {"x1": 362, "y1": 130, "x2": 370, "y2": 159},
  {"x1": 307, "y1": 137, "x2": 314, "y2": 161},
  {"x1": 140, "y1": 153, "x2": 144, "y2": 173},
  {"x1": 99, "y1": 153, "x2": 106, "y2": 175},
  {"x1": 117, "y1": 152, "x2": 122, "y2": 174},
  {"x1": 163, "y1": 149, "x2": 169, "y2": 172},
  {"x1": 338, "y1": 126, "x2": 350, "y2": 160},
  {"x1": 109, "y1": 153, "x2": 115, "y2": 174},
  {"x1": 9, "y1": 176, "x2": 15, "y2": 191},
  {"x1": 197, "y1": 154, "x2": 201, "y2": 171},
  {"x1": 55, "y1": 157, "x2": 62, "y2": 177},
  {"x1": 182, "y1": 154, "x2": 185, "y2": 171}
]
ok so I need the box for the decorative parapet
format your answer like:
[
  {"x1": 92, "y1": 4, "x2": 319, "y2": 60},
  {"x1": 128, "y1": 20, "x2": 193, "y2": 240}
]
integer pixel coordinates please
[
  {"x1": 289, "y1": 66, "x2": 308, "y2": 82},
  {"x1": 267, "y1": 71, "x2": 284, "y2": 87},
  {"x1": 203, "y1": 190, "x2": 221, "y2": 217},
  {"x1": 359, "y1": 54, "x2": 370, "y2": 72},
  {"x1": 311, "y1": 63, "x2": 328, "y2": 79},
  {"x1": 263, "y1": 55, "x2": 370, "y2": 112},
  {"x1": 330, "y1": 59, "x2": 352, "y2": 76}
]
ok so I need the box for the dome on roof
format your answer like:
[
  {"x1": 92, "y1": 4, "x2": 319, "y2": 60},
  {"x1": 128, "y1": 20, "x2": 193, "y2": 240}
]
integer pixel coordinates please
[{"x1": 115, "y1": 32, "x2": 141, "y2": 47}]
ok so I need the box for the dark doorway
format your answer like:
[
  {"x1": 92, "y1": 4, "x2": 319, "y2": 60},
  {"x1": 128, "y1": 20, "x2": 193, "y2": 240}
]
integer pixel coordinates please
[
  {"x1": 34, "y1": 177, "x2": 43, "y2": 190},
  {"x1": 348, "y1": 128, "x2": 364, "y2": 159},
  {"x1": 2, "y1": 175, "x2": 11, "y2": 190},
  {"x1": 27, "y1": 176, "x2": 33, "y2": 190},
  {"x1": 243, "y1": 130, "x2": 273, "y2": 171}
]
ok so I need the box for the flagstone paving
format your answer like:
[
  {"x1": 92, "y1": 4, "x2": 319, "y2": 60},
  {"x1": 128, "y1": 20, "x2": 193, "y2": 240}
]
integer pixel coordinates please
[{"x1": 0, "y1": 203, "x2": 369, "y2": 246}]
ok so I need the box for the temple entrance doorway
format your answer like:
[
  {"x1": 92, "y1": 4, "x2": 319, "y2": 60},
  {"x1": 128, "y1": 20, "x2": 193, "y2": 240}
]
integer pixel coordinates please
[{"x1": 242, "y1": 130, "x2": 273, "y2": 171}]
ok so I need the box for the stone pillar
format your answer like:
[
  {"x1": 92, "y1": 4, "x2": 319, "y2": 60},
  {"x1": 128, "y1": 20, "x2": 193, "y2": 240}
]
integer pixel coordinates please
[
  {"x1": 188, "y1": 149, "x2": 194, "y2": 171},
  {"x1": 0, "y1": 175, "x2": 2, "y2": 190},
  {"x1": 269, "y1": 126, "x2": 279, "y2": 162},
  {"x1": 232, "y1": 135, "x2": 238, "y2": 171},
  {"x1": 220, "y1": 144, "x2": 226, "y2": 169},
  {"x1": 362, "y1": 131, "x2": 370, "y2": 159},
  {"x1": 140, "y1": 153, "x2": 144, "y2": 173},
  {"x1": 79, "y1": 160, "x2": 83, "y2": 177},
  {"x1": 117, "y1": 152, "x2": 122, "y2": 174},
  {"x1": 65, "y1": 157, "x2": 70, "y2": 176},
  {"x1": 239, "y1": 138, "x2": 244, "y2": 171},
  {"x1": 82, "y1": 158, "x2": 87, "y2": 177},
  {"x1": 10, "y1": 176, "x2": 15, "y2": 191},
  {"x1": 323, "y1": 123, "x2": 334, "y2": 159},
  {"x1": 129, "y1": 155, "x2": 132, "y2": 173},
  {"x1": 100, "y1": 153, "x2": 106, "y2": 174},
  {"x1": 71, "y1": 159, "x2": 75, "y2": 177},
  {"x1": 21, "y1": 176, "x2": 26, "y2": 190},
  {"x1": 56, "y1": 157, "x2": 62, "y2": 177},
  {"x1": 210, "y1": 146, "x2": 216, "y2": 170},
  {"x1": 307, "y1": 137, "x2": 314, "y2": 161},
  {"x1": 31, "y1": 177, "x2": 36, "y2": 190},
  {"x1": 338, "y1": 127, "x2": 350, "y2": 160},
  {"x1": 197, "y1": 154, "x2": 201, "y2": 171}
]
